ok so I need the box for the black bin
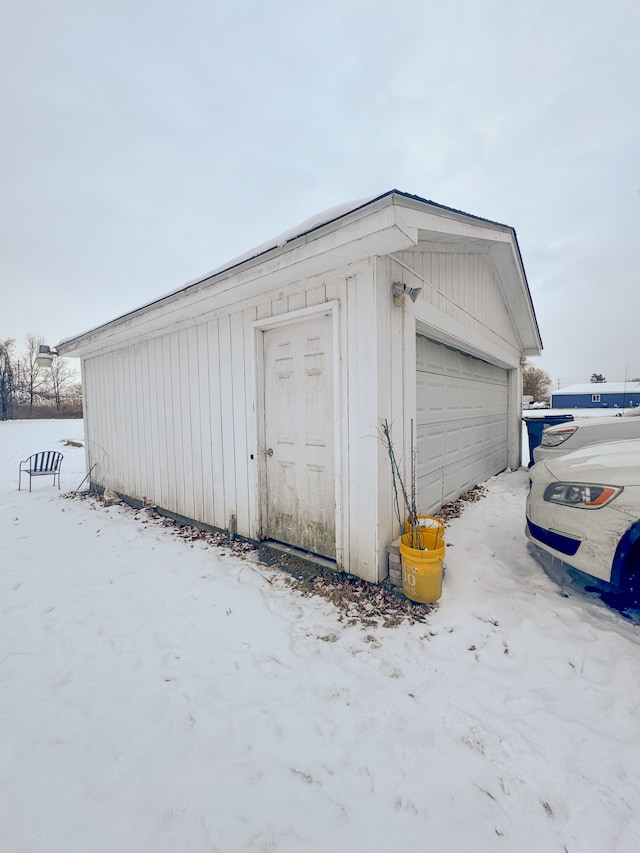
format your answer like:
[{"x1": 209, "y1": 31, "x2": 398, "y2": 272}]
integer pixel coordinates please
[{"x1": 523, "y1": 414, "x2": 574, "y2": 467}]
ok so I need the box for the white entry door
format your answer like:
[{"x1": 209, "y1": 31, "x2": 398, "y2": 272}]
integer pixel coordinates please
[{"x1": 262, "y1": 315, "x2": 336, "y2": 559}]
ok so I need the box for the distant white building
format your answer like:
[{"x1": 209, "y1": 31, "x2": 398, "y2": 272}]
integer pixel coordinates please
[{"x1": 56, "y1": 190, "x2": 542, "y2": 583}]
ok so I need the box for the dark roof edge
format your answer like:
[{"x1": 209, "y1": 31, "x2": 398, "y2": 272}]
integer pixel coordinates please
[{"x1": 507, "y1": 226, "x2": 543, "y2": 350}]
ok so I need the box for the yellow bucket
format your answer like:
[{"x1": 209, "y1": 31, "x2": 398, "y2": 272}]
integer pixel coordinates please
[
  {"x1": 399, "y1": 531, "x2": 445, "y2": 604},
  {"x1": 404, "y1": 516, "x2": 445, "y2": 550}
]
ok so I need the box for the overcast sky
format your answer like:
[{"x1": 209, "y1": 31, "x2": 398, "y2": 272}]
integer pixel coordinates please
[{"x1": 2, "y1": 0, "x2": 639, "y2": 387}]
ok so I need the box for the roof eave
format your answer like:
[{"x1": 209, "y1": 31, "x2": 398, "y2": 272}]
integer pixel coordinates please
[{"x1": 56, "y1": 190, "x2": 542, "y2": 357}]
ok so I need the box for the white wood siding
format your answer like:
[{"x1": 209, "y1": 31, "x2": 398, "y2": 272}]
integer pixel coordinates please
[
  {"x1": 69, "y1": 197, "x2": 538, "y2": 586},
  {"x1": 376, "y1": 250, "x2": 522, "y2": 580},
  {"x1": 391, "y1": 249, "x2": 520, "y2": 357},
  {"x1": 80, "y1": 245, "x2": 521, "y2": 585},
  {"x1": 81, "y1": 266, "x2": 369, "y2": 560}
]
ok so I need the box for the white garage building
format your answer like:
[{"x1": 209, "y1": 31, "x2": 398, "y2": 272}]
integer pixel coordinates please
[{"x1": 57, "y1": 190, "x2": 542, "y2": 583}]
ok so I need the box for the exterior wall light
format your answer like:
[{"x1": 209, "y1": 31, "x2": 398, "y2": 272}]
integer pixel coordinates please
[
  {"x1": 37, "y1": 345, "x2": 56, "y2": 368},
  {"x1": 392, "y1": 281, "x2": 422, "y2": 307}
]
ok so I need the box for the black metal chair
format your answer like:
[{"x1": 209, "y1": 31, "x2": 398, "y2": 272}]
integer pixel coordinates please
[{"x1": 18, "y1": 451, "x2": 64, "y2": 492}]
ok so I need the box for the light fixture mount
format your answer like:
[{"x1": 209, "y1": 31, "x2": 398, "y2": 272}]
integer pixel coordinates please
[{"x1": 392, "y1": 281, "x2": 422, "y2": 307}]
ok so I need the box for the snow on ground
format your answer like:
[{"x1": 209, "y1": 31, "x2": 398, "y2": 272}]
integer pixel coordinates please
[{"x1": 2, "y1": 419, "x2": 640, "y2": 853}]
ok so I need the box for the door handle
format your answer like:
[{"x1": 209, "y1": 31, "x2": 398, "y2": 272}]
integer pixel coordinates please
[{"x1": 265, "y1": 447, "x2": 274, "y2": 457}]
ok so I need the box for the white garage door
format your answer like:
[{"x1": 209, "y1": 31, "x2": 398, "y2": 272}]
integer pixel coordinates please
[{"x1": 416, "y1": 336, "x2": 508, "y2": 512}]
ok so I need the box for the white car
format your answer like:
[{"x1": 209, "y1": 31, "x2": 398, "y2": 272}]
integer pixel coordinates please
[
  {"x1": 526, "y1": 439, "x2": 640, "y2": 599},
  {"x1": 533, "y1": 409, "x2": 640, "y2": 464}
]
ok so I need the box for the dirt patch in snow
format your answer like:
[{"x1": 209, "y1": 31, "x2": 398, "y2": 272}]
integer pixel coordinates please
[
  {"x1": 438, "y1": 484, "x2": 487, "y2": 521},
  {"x1": 255, "y1": 545, "x2": 434, "y2": 627}
]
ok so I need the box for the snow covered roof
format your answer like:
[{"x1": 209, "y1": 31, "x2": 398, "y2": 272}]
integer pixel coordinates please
[
  {"x1": 56, "y1": 189, "x2": 540, "y2": 356},
  {"x1": 554, "y1": 382, "x2": 640, "y2": 395},
  {"x1": 160, "y1": 190, "x2": 516, "y2": 292},
  {"x1": 177, "y1": 194, "x2": 380, "y2": 289}
]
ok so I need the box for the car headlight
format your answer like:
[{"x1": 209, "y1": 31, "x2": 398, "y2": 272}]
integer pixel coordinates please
[
  {"x1": 543, "y1": 482, "x2": 623, "y2": 509},
  {"x1": 540, "y1": 425, "x2": 578, "y2": 447}
]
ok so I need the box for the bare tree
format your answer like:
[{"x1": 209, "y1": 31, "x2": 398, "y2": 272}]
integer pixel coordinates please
[
  {"x1": 523, "y1": 365, "x2": 552, "y2": 402},
  {"x1": 49, "y1": 355, "x2": 78, "y2": 410},
  {"x1": 0, "y1": 338, "x2": 16, "y2": 419},
  {"x1": 19, "y1": 333, "x2": 46, "y2": 410},
  {"x1": 590, "y1": 373, "x2": 606, "y2": 383}
]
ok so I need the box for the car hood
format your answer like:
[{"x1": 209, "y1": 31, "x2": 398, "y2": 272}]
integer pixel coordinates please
[{"x1": 542, "y1": 439, "x2": 640, "y2": 485}]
